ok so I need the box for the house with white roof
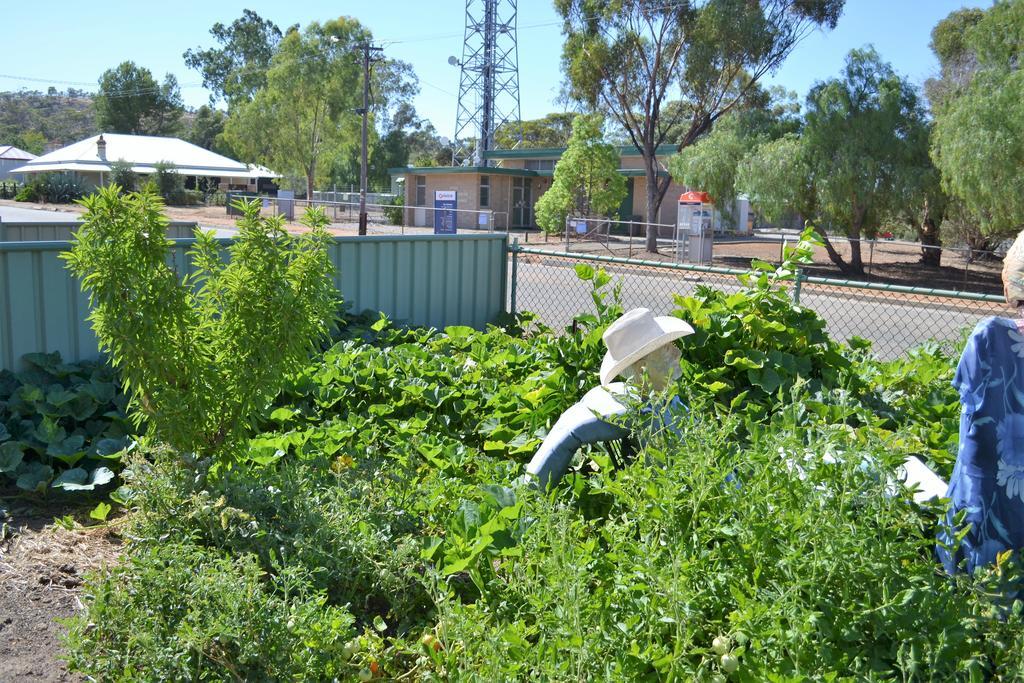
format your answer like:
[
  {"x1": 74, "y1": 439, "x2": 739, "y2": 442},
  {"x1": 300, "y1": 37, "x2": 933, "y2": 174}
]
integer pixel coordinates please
[
  {"x1": 0, "y1": 145, "x2": 37, "y2": 182},
  {"x1": 9, "y1": 133, "x2": 278, "y2": 193}
]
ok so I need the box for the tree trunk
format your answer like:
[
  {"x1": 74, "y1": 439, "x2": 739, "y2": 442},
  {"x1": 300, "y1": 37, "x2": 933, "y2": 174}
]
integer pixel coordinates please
[
  {"x1": 920, "y1": 215, "x2": 942, "y2": 267},
  {"x1": 816, "y1": 228, "x2": 864, "y2": 276},
  {"x1": 848, "y1": 235, "x2": 864, "y2": 274},
  {"x1": 644, "y1": 155, "x2": 660, "y2": 253},
  {"x1": 818, "y1": 232, "x2": 849, "y2": 272},
  {"x1": 306, "y1": 170, "x2": 315, "y2": 202}
]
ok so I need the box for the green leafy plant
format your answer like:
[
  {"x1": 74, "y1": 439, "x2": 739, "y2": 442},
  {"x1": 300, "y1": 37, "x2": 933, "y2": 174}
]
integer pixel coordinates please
[
  {"x1": 65, "y1": 227, "x2": 1015, "y2": 680},
  {"x1": 64, "y1": 312, "x2": 1017, "y2": 680},
  {"x1": 15, "y1": 173, "x2": 85, "y2": 204},
  {"x1": 107, "y1": 159, "x2": 137, "y2": 192},
  {"x1": 672, "y1": 227, "x2": 859, "y2": 418},
  {"x1": 63, "y1": 542, "x2": 357, "y2": 681},
  {"x1": 534, "y1": 113, "x2": 627, "y2": 235},
  {"x1": 0, "y1": 351, "x2": 131, "y2": 494},
  {"x1": 151, "y1": 160, "x2": 185, "y2": 204},
  {"x1": 63, "y1": 188, "x2": 338, "y2": 464},
  {"x1": 382, "y1": 193, "x2": 404, "y2": 226}
]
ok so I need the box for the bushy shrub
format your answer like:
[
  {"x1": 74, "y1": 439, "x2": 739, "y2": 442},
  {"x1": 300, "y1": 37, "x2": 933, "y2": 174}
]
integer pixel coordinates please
[
  {"x1": 14, "y1": 182, "x2": 39, "y2": 202},
  {"x1": 180, "y1": 188, "x2": 204, "y2": 206},
  {"x1": 151, "y1": 161, "x2": 185, "y2": 205},
  {"x1": 63, "y1": 541, "x2": 357, "y2": 681},
  {"x1": 44, "y1": 174, "x2": 86, "y2": 203},
  {"x1": 107, "y1": 159, "x2": 136, "y2": 192},
  {"x1": 62, "y1": 187, "x2": 338, "y2": 465},
  {"x1": 14, "y1": 173, "x2": 85, "y2": 204},
  {"x1": 382, "y1": 193, "x2": 404, "y2": 226}
]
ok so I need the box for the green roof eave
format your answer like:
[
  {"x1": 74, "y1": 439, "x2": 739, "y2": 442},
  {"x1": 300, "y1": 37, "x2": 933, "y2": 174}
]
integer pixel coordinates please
[
  {"x1": 484, "y1": 168, "x2": 667, "y2": 178},
  {"x1": 388, "y1": 166, "x2": 669, "y2": 179},
  {"x1": 620, "y1": 144, "x2": 678, "y2": 157},
  {"x1": 388, "y1": 166, "x2": 538, "y2": 176},
  {"x1": 483, "y1": 143, "x2": 678, "y2": 160},
  {"x1": 619, "y1": 169, "x2": 670, "y2": 177},
  {"x1": 483, "y1": 147, "x2": 565, "y2": 159}
]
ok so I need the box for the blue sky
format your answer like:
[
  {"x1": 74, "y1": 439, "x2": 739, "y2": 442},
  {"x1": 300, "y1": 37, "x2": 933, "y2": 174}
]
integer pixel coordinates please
[{"x1": 3, "y1": 0, "x2": 989, "y2": 138}]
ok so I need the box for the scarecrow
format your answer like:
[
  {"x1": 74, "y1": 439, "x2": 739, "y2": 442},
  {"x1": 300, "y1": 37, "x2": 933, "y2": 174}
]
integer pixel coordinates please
[
  {"x1": 523, "y1": 308, "x2": 692, "y2": 490},
  {"x1": 522, "y1": 308, "x2": 947, "y2": 506}
]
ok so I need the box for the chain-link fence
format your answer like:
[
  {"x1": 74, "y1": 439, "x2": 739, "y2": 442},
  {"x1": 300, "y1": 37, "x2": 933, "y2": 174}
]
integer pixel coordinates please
[
  {"x1": 238, "y1": 195, "x2": 510, "y2": 235},
  {"x1": 509, "y1": 245, "x2": 1007, "y2": 360},
  {"x1": 549, "y1": 227, "x2": 1004, "y2": 295}
]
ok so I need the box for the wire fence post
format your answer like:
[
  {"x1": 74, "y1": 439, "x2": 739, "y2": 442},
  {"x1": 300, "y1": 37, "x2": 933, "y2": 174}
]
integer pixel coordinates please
[
  {"x1": 509, "y1": 238, "x2": 520, "y2": 315},
  {"x1": 793, "y1": 267, "x2": 804, "y2": 305},
  {"x1": 565, "y1": 216, "x2": 570, "y2": 252}
]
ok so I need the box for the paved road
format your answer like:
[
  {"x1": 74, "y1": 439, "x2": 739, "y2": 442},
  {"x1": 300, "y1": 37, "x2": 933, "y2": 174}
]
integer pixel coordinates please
[
  {"x1": 0, "y1": 205, "x2": 80, "y2": 222},
  {"x1": 0, "y1": 205, "x2": 238, "y2": 238},
  {"x1": 511, "y1": 256, "x2": 1003, "y2": 359}
]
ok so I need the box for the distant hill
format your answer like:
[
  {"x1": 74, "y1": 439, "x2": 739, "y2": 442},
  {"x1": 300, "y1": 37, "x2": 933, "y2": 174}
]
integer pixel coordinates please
[{"x1": 0, "y1": 89, "x2": 97, "y2": 154}]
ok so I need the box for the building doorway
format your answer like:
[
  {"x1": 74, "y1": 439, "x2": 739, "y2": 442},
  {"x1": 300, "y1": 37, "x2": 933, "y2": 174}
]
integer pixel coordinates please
[{"x1": 512, "y1": 177, "x2": 532, "y2": 228}]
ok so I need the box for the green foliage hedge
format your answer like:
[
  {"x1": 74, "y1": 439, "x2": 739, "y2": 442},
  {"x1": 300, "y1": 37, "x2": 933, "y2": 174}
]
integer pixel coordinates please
[
  {"x1": 61, "y1": 266, "x2": 1024, "y2": 680},
  {"x1": 48, "y1": 230, "x2": 1018, "y2": 679},
  {"x1": 15, "y1": 173, "x2": 85, "y2": 203}
]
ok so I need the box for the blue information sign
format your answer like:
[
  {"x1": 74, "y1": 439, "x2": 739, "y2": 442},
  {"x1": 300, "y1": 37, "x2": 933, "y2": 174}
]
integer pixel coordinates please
[{"x1": 433, "y1": 190, "x2": 457, "y2": 234}]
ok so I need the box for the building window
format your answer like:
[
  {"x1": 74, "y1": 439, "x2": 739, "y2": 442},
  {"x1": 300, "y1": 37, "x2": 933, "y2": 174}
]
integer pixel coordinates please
[
  {"x1": 479, "y1": 175, "x2": 490, "y2": 208},
  {"x1": 524, "y1": 159, "x2": 556, "y2": 171},
  {"x1": 415, "y1": 175, "x2": 426, "y2": 206}
]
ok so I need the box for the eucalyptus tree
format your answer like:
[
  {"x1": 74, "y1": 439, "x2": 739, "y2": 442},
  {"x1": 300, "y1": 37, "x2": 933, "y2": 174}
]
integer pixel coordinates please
[
  {"x1": 931, "y1": 0, "x2": 1024, "y2": 239},
  {"x1": 534, "y1": 113, "x2": 627, "y2": 235},
  {"x1": 738, "y1": 49, "x2": 931, "y2": 274},
  {"x1": 184, "y1": 10, "x2": 288, "y2": 108},
  {"x1": 494, "y1": 113, "x2": 576, "y2": 149},
  {"x1": 555, "y1": 0, "x2": 843, "y2": 252},
  {"x1": 223, "y1": 18, "x2": 365, "y2": 198},
  {"x1": 667, "y1": 115, "x2": 751, "y2": 226}
]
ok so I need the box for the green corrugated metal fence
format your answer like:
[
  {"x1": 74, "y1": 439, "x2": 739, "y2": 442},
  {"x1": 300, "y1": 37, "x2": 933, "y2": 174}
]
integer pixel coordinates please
[
  {"x1": 0, "y1": 221, "x2": 198, "y2": 242},
  {"x1": 0, "y1": 233, "x2": 507, "y2": 371}
]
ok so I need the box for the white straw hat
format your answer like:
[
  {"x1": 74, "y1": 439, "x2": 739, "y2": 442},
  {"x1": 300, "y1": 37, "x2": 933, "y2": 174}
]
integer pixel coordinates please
[
  {"x1": 599, "y1": 308, "x2": 694, "y2": 386},
  {"x1": 1003, "y1": 230, "x2": 1024, "y2": 306}
]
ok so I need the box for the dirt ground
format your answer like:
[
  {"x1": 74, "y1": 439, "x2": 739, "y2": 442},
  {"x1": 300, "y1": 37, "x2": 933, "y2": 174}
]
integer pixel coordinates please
[
  {"x1": 0, "y1": 503, "x2": 121, "y2": 682},
  {"x1": 548, "y1": 233, "x2": 1005, "y2": 295}
]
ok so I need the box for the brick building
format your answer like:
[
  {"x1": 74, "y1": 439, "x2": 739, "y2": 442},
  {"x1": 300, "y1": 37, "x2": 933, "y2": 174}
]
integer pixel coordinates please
[{"x1": 390, "y1": 145, "x2": 686, "y2": 231}]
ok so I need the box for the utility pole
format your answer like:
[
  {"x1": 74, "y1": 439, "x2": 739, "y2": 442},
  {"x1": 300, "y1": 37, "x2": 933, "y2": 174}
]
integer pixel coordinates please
[{"x1": 357, "y1": 42, "x2": 383, "y2": 236}]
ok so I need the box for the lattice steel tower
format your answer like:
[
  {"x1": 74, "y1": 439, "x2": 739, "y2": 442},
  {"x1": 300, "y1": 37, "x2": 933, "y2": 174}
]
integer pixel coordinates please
[{"x1": 451, "y1": 0, "x2": 522, "y2": 166}]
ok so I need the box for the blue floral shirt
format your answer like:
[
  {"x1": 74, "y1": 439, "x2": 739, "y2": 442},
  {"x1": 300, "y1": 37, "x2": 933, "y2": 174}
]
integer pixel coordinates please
[{"x1": 938, "y1": 316, "x2": 1024, "y2": 575}]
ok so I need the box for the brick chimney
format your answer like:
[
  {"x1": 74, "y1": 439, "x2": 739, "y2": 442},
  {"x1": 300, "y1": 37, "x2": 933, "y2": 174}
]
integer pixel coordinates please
[{"x1": 96, "y1": 134, "x2": 107, "y2": 160}]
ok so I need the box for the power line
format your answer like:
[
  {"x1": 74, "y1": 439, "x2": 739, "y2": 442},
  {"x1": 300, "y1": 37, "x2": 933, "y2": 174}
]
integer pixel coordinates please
[
  {"x1": 377, "y1": 0, "x2": 693, "y2": 45},
  {"x1": 0, "y1": 1, "x2": 714, "y2": 104},
  {"x1": 0, "y1": 73, "x2": 205, "y2": 100}
]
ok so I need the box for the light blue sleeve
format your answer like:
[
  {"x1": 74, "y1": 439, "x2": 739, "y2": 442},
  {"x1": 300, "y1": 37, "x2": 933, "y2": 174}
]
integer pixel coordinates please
[
  {"x1": 954, "y1": 320, "x2": 992, "y2": 415},
  {"x1": 524, "y1": 388, "x2": 630, "y2": 490}
]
